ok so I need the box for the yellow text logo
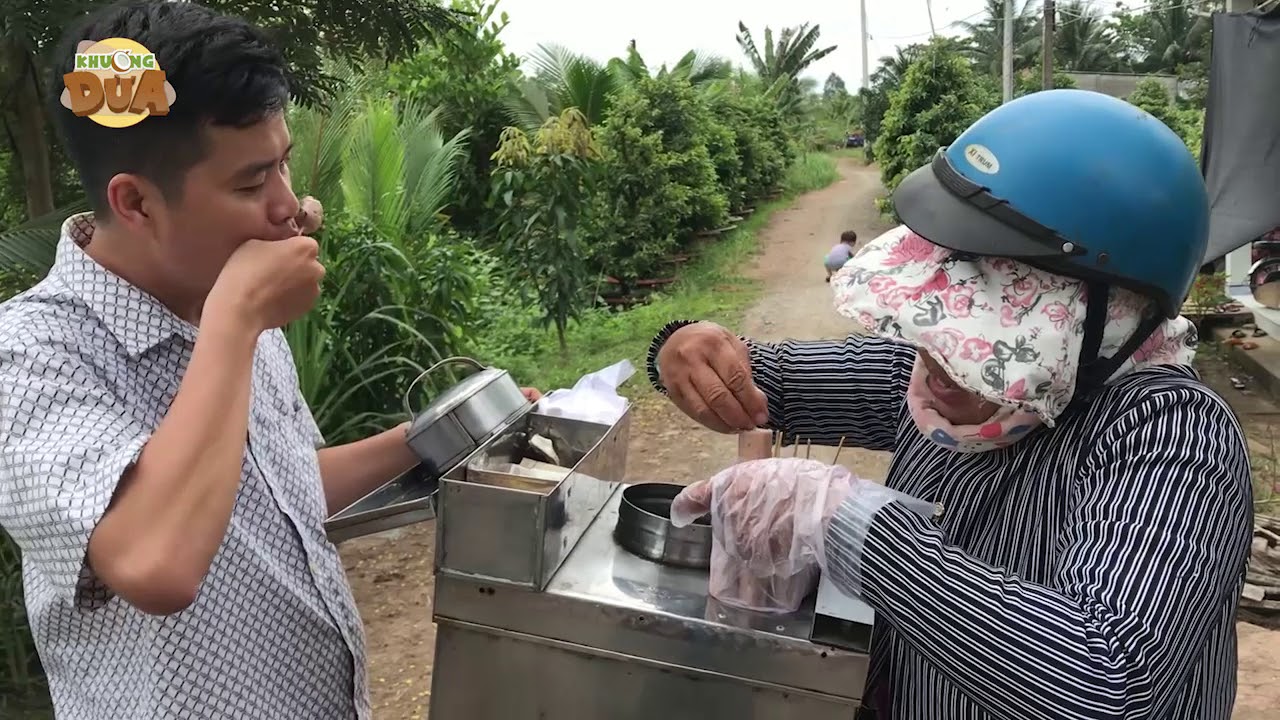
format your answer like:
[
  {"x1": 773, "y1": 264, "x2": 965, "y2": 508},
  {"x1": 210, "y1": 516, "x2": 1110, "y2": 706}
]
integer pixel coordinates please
[{"x1": 60, "y1": 38, "x2": 177, "y2": 128}]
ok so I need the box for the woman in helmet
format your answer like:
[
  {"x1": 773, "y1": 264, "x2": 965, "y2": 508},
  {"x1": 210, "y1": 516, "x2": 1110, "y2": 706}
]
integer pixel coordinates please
[{"x1": 650, "y1": 89, "x2": 1252, "y2": 719}]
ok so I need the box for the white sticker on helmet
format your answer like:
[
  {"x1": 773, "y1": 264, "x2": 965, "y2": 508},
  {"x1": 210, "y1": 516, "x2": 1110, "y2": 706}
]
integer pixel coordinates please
[{"x1": 963, "y1": 144, "x2": 1000, "y2": 175}]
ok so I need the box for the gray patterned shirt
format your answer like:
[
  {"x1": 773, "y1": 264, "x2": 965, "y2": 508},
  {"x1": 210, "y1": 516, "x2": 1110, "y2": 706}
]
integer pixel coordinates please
[{"x1": 0, "y1": 214, "x2": 370, "y2": 719}]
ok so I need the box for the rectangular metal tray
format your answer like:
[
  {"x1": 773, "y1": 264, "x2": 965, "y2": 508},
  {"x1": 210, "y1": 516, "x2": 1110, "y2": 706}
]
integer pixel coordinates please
[
  {"x1": 435, "y1": 407, "x2": 631, "y2": 590},
  {"x1": 324, "y1": 463, "x2": 439, "y2": 544}
]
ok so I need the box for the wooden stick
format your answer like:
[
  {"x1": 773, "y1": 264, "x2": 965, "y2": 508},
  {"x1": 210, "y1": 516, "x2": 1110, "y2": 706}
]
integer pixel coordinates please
[
  {"x1": 773, "y1": 430, "x2": 783, "y2": 459},
  {"x1": 833, "y1": 436, "x2": 846, "y2": 464},
  {"x1": 806, "y1": 439, "x2": 812, "y2": 459}
]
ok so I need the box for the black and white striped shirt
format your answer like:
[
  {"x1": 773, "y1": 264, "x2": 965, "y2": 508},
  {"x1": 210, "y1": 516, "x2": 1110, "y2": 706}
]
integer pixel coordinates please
[{"x1": 657, "y1": 328, "x2": 1254, "y2": 719}]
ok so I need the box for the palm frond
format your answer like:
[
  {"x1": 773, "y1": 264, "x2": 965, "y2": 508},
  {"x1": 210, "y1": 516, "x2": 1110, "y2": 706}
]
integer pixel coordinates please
[
  {"x1": 342, "y1": 97, "x2": 407, "y2": 240},
  {"x1": 289, "y1": 61, "x2": 370, "y2": 207},
  {"x1": 399, "y1": 101, "x2": 470, "y2": 239},
  {"x1": 527, "y1": 43, "x2": 577, "y2": 91},
  {"x1": 503, "y1": 77, "x2": 556, "y2": 132},
  {"x1": 735, "y1": 21, "x2": 766, "y2": 76},
  {"x1": 0, "y1": 197, "x2": 91, "y2": 273},
  {"x1": 559, "y1": 55, "x2": 618, "y2": 125}
]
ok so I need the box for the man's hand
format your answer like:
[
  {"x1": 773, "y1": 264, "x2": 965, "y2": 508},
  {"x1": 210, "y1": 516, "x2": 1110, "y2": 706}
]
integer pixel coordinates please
[
  {"x1": 656, "y1": 322, "x2": 768, "y2": 433},
  {"x1": 206, "y1": 236, "x2": 325, "y2": 331},
  {"x1": 296, "y1": 196, "x2": 324, "y2": 234}
]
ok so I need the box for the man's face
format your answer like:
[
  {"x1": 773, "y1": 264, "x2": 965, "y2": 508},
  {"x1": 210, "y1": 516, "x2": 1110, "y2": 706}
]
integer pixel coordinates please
[{"x1": 147, "y1": 112, "x2": 300, "y2": 300}]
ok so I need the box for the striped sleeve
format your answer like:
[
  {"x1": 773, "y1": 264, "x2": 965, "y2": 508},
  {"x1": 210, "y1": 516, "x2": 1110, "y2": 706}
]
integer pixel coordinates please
[
  {"x1": 825, "y1": 387, "x2": 1254, "y2": 719},
  {"x1": 749, "y1": 334, "x2": 914, "y2": 451}
]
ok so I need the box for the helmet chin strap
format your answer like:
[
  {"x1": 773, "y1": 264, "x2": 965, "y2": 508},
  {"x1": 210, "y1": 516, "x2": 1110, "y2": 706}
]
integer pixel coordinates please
[{"x1": 1072, "y1": 282, "x2": 1165, "y2": 401}]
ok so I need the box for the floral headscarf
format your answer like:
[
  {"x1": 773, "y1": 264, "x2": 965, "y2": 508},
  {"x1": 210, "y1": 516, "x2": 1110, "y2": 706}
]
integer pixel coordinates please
[{"x1": 831, "y1": 226, "x2": 1198, "y2": 451}]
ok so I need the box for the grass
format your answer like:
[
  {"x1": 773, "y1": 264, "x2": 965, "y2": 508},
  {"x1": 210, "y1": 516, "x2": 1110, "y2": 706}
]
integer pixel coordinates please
[
  {"x1": 832, "y1": 146, "x2": 868, "y2": 163},
  {"x1": 479, "y1": 151, "x2": 842, "y2": 396}
]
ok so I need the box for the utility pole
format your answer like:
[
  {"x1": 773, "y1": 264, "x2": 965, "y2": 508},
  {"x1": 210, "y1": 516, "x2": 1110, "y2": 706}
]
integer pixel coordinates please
[
  {"x1": 860, "y1": 0, "x2": 870, "y2": 88},
  {"x1": 1042, "y1": 0, "x2": 1055, "y2": 90},
  {"x1": 926, "y1": 0, "x2": 937, "y2": 37},
  {"x1": 1002, "y1": 0, "x2": 1014, "y2": 102}
]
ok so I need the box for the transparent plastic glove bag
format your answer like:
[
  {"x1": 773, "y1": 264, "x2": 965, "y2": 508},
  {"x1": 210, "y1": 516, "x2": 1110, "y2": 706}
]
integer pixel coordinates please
[{"x1": 671, "y1": 458, "x2": 855, "y2": 614}]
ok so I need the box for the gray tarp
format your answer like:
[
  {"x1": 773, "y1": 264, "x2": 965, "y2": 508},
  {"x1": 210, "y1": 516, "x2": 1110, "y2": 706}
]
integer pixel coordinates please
[{"x1": 1202, "y1": 9, "x2": 1280, "y2": 263}]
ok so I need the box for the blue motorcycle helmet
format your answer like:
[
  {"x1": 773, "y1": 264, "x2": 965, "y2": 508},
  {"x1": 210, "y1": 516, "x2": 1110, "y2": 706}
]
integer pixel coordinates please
[{"x1": 892, "y1": 88, "x2": 1209, "y2": 393}]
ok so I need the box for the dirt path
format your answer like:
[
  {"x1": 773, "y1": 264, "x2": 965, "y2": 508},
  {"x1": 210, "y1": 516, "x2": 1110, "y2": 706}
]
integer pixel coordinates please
[
  {"x1": 625, "y1": 156, "x2": 895, "y2": 487},
  {"x1": 339, "y1": 156, "x2": 1279, "y2": 718}
]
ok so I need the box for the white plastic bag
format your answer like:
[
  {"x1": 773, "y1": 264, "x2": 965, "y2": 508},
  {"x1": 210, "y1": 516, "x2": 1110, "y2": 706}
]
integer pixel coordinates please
[{"x1": 535, "y1": 359, "x2": 634, "y2": 425}]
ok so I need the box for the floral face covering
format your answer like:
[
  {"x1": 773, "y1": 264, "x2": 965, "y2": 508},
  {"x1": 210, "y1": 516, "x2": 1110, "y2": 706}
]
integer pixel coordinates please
[{"x1": 832, "y1": 226, "x2": 1198, "y2": 452}]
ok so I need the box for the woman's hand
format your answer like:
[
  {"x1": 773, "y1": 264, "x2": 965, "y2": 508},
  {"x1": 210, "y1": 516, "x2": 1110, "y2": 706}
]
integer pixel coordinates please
[
  {"x1": 671, "y1": 458, "x2": 859, "y2": 612},
  {"x1": 656, "y1": 322, "x2": 768, "y2": 433},
  {"x1": 673, "y1": 458, "x2": 854, "y2": 571}
]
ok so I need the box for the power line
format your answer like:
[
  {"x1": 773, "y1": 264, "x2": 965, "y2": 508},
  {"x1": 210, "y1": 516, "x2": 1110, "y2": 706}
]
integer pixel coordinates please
[{"x1": 869, "y1": 10, "x2": 987, "y2": 41}]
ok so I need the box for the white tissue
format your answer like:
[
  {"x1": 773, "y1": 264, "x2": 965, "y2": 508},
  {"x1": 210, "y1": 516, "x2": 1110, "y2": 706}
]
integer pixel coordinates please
[{"x1": 535, "y1": 359, "x2": 634, "y2": 425}]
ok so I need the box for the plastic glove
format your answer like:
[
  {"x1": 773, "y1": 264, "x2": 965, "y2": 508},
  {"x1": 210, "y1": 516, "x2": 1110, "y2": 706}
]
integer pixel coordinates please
[{"x1": 671, "y1": 457, "x2": 858, "y2": 613}]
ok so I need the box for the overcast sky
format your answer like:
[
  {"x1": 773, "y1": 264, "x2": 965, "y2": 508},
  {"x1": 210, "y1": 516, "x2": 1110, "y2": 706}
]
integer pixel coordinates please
[{"x1": 495, "y1": 0, "x2": 1142, "y2": 90}]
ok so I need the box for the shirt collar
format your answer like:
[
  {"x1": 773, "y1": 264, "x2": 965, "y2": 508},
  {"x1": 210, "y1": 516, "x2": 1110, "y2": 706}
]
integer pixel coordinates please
[{"x1": 50, "y1": 212, "x2": 197, "y2": 357}]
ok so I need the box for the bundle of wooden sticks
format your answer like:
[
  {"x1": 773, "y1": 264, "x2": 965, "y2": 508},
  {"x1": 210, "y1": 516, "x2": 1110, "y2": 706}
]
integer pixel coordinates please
[{"x1": 736, "y1": 429, "x2": 847, "y2": 463}]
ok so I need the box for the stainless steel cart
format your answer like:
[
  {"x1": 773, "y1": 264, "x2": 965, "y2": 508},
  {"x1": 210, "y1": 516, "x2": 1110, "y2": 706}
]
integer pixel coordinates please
[{"x1": 327, "y1": 403, "x2": 875, "y2": 719}]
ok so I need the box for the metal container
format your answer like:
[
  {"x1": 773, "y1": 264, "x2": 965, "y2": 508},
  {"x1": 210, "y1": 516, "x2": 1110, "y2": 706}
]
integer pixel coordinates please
[
  {"x1": 404, "y1": 357, "x2": 530, "y2": 477},
  {"x1": 323, "y1": 356, "x2": 529, "y2": 542},
  {"x1": 429, "y1": 487, "x2": 873, "y2": 719},
  {"x1": 436, "y1": 408, "x2": 632, "y2": 590},
  {"x1": 614, "y1": 483, "x2": 711, "y2": 569}
]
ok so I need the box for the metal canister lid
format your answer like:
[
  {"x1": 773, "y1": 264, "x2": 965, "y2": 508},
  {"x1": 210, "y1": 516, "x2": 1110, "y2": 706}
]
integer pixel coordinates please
[
  {"x1": 416, "y1": 367, "x2": 507, "y2": 427},
  {"x1": 402, "y1": 357, "x2": 511, "y2": 424}
]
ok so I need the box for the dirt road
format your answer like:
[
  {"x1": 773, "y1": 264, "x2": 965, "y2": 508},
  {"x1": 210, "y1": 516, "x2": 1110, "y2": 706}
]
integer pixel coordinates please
[
  {"x1": 340, "y1": 156, "x2": 1279, "y2": 718},
  {"x1": 625, "y1": 156, "x2": 895, "y2": 487}
]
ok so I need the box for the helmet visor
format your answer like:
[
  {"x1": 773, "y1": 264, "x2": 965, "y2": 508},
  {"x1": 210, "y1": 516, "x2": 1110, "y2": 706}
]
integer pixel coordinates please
[{"x1": 894, "y1": 149, "x2": 1088, "y2": 261}]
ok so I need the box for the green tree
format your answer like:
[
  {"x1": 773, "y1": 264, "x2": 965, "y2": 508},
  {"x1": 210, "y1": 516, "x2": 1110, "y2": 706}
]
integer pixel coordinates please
[
  {"x1": 490, "y1": 109, "x2": 600, "y2": 354},
  {"x1": 823, "y1": 72, "x2": 848, "y2": 99},
  {"x1": 875, "y1": 38, "x2": 996, "y2": 214},
  {"x1": 287, "y1": 66, "x2": 484, "y2": 442},
  {"x1": 1014, "y1": 68, "x2": 1078, "y2": 96},
  {"x1": 735, "y1": 21, "x2": 836, "y2": 113},
  {"x1": 707, "y1": 87, "x2": 788, "y2": 205},
  {"x1": 587, "y1": 75, "x2": 728, "y2": 280},
  {"x1": 1053, "y1": 0, "x2": 1123, "y2": 72},
  {"x1": 1110, "y1": 0, "x2": 1211, "y2": 75},
  {"x1": 859, "y1": 41, "x2": 937, "y2": 144},
  {"x1": 608, "y1": 40, "x2": 733, "y2": 87},
  {"x1": 1127, "y1": 78, "x2": 1179, "y2": 129},
  {"x1": 506, "y1": 44, "x2": 621, "y2": 130},
  {"x1": 958, "y1": 0, "x2": 1043, "y2": 77},
  {"x1": 505, "y1": 40, "x2": 730, "y2": 133},
  {"x1": 385, "y1": 0, "x2": 522, "y2": 232},
  {"x1": 1126, "y1": 77, "x2": 1201, "y2": 156}
]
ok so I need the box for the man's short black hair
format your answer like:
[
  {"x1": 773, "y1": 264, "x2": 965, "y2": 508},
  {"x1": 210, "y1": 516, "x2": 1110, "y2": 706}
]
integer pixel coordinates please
[{"x1": 48, "y1": 0, "x2": 291, "y2": 215}]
